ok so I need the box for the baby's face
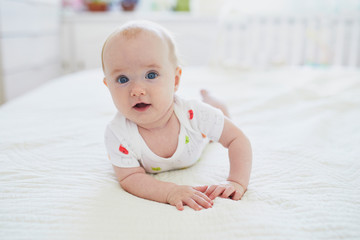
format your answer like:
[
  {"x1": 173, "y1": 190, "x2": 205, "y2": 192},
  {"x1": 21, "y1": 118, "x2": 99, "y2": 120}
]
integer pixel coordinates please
[{"x1": 103, "y1": 30, "x2": 181, "y2": 129}]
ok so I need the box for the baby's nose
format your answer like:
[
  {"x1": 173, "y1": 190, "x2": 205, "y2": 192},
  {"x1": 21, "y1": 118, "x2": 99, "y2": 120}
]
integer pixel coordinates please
[{"x1": 130, "y1": 85, "x2": 146, "y2": 97}]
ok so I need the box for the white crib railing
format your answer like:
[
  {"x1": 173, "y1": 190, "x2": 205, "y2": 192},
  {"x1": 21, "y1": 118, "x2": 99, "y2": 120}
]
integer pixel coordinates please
[{"x1": 213, "y1": 15, "x2": 360, "y2": 68}]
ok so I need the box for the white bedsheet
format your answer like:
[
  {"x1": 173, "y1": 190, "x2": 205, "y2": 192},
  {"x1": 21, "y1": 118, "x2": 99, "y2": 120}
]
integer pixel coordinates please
[{"x1": 1, "y1": 66, "x2": 359, "y2": 240}]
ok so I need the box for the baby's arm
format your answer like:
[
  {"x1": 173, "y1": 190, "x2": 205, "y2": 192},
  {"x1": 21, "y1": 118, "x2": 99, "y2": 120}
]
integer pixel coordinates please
[
  {"x1": 205, "y1": 118, "x2": 252, "y2": 200},
  {"x1": 113, "y1": 166, "x2": 213, "y2": 211}
]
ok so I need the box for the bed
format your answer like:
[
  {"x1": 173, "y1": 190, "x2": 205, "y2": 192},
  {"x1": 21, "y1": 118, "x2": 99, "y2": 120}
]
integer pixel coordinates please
[{"x1": 1, "y1": 63, "x2": 360, "y2": 239}]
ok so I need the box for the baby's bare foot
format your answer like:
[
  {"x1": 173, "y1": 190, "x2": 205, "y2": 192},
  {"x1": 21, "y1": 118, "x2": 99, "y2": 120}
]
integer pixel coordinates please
[{"x1": 200, "y1": 89, "x2": 230, "y2": 118}]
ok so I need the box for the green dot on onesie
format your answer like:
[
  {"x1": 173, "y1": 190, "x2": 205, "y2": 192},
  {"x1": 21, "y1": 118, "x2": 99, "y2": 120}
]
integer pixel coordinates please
[{"x1": 151, "y1": 167, "x2": 161, "y2": 171}]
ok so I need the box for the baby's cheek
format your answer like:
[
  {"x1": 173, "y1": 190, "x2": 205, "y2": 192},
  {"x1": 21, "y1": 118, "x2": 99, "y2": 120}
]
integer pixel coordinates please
[{"x1": 113, "y1": 98, "x2": 128, "y2": 113}]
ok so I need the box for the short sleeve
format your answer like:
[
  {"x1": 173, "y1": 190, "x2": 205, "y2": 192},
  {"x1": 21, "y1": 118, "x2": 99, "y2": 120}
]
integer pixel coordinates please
[
  {"x1": 187, "y1": 100, "x2": 225, "y2": 142},
  {"x1": 104, "y1": 125, "x2": 140, "y2": 168}
]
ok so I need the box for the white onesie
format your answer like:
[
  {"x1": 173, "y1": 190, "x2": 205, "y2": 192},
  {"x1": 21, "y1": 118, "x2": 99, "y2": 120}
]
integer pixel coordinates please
[{"x1": 104, "y1": 96, "x2": 224, "y2": 173}]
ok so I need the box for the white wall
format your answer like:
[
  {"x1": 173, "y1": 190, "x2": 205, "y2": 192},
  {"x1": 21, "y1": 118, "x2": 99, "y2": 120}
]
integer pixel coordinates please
[
  {"x1": 61, "y1": 12, "x2": 218, "y2": 73},
  {"x1": 0, "y1": 0, "x2": 62, "y2": 103}
]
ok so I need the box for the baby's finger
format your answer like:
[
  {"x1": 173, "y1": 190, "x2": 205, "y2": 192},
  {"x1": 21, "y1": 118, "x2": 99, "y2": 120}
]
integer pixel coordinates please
[
  {"x1": 184, "y1": 198, "x2": 202, "y2": 211},
  {"x1": 193, "y1": 185, "x2": 208, "y2": 193},
  {"x1": 193, "y1": 194, "x2": 213, "y2": 209},
  {"x1": 175, "y1": 201, "x2": 184, "y2": 211},
  {"x1": 195, "y1": 190, "x2": 213, "y2": 204},
  {"x1": 231, "y1": 190, "x2": 243, "y2": 201},
  {"x1": 209, "y1": 186, "x2": 226, "y2": 200},
  {"x1": 195, "y1": 186, "x2": 214, "y2": 206},
  {"x1": 204, "y1": 185, "x2": 217, "y2": 197},
  {"x1": 221, "y1": 186, "x2": 235, "y2": 198}
]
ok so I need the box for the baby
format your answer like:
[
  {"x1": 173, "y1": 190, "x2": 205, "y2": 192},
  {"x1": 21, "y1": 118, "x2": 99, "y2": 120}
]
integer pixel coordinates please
[{"x1": 102, "y1": 20, "x2": 252, "y2": 211}]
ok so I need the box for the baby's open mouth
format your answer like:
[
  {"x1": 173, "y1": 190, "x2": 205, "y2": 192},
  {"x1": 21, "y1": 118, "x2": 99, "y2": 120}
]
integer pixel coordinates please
[{"x1": 133, "y1": 102, "x2": 151, "y2": 111}]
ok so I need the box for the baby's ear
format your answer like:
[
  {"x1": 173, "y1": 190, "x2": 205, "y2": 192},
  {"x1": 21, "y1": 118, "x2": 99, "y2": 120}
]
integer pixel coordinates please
[
  {"x1": 174, "y1": 66, "x2": 182, "y2": 91},
  {"x1": 103, "y1": 78, "x2": 108, "y2": 87}
]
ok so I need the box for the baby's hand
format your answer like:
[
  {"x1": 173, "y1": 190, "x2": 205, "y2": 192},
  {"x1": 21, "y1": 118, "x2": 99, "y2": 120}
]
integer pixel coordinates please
[
  {"x1": 166, "y1": 185, "x2": 214, "y2": 211},
  {"x1": 204, "y1": 181, "x2": 246, "y2": 201}
]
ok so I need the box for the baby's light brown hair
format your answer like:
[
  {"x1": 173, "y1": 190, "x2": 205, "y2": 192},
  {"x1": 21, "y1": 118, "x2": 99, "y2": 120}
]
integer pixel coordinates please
[{"x1": 101, "y1": 20, "x2": 179, "y2": 74}]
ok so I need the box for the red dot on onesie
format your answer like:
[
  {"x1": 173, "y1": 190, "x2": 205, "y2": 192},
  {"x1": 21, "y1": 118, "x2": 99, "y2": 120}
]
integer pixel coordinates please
[
  {"x1": 188, "y1": 109, "x2": 194, "y2": 120},
  {"x1": 119, "y1": 145, "x2": 129, "y2": 155}
]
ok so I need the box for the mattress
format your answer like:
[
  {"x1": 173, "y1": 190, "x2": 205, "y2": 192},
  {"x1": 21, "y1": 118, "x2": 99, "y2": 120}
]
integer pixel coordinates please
[{"x1": 1, "y1": 66, "x2": 359, "y2": 239}]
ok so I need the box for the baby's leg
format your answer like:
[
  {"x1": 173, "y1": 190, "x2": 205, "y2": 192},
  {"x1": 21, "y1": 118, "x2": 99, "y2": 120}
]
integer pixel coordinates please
[{"x1": 200, "y1": 89, "x2": 230, "y2": 118}]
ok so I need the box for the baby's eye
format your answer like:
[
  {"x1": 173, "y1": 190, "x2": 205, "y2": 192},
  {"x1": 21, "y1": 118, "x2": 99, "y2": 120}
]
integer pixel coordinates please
[
  {"x1": 146, "y1": 71, "x2": 158, "y2": 80},
  {"x1": 117, "y1": 75, "x2": 129, "y2": 84}
]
